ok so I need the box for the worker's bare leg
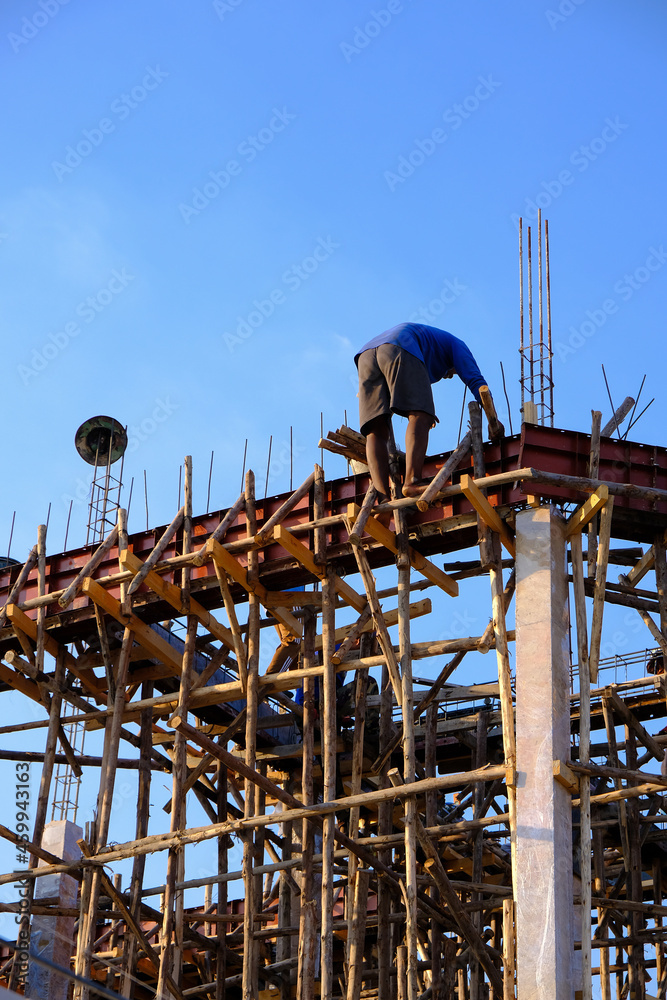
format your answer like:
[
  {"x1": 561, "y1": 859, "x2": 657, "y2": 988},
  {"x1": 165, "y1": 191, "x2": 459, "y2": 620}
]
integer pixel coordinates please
[
  {"x1": 364, "y1": 415, "x2": 392, "y2": 499},
  {"x1": 402, "y1": 411, "x2": 433, "y2": 497}
]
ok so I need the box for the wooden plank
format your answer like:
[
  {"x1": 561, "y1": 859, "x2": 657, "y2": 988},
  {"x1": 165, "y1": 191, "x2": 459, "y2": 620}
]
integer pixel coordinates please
[
  {"x1": 0, "y1": 660, "x2": 42, "y2": 701},
  {"x1": 553, "y1": 759, "x2": 579, "y2": 793},
  {"x1": 565, "y1": 486, "x2": 609, "y2": 538},
  {"x1": 81, "y1": 578, "x2": 183, "y2": 674},
  {"x1": 354, "y1": 507, "x2": 458, "y2": 598},
  {"x1": 5, "y1": 604, "x2": 107, "y2": 700},
  {"x1": 273, "y1": 525, "x2": 366, "y2": 613},
  {"x1": 121, "y1": 549, "x2": 236, "y2": 650},
  {"x1": 206, "y1": 537, "x2": 303, "y2": 637},
  {"x1": 460, "y1": 475, "x2": 516, "y2": 557},
  {"x1": 622, "y1": 542, "x2": 663, "y2": 589}
]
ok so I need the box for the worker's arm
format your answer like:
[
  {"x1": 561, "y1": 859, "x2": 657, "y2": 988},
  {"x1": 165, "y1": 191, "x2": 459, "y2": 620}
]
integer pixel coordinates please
[{"x1": 478, "y1": 386, "x2": 505, "y2": 442}]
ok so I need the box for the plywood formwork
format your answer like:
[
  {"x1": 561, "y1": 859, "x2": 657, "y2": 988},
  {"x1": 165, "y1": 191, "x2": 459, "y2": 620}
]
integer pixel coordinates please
[{"x1": 1, "y1": 416, "x2": 667, "y2": 1000}]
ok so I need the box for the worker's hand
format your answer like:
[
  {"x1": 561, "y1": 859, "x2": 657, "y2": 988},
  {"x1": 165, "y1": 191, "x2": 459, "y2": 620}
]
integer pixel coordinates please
[{"x1": 488, "y1": 420, "x2": 505, "y2": 443}]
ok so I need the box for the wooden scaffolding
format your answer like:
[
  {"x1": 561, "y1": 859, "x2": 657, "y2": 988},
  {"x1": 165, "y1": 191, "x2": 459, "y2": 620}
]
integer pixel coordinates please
[{"x1": 2, "y1": 411, "x2": 667, "y2": 1000}]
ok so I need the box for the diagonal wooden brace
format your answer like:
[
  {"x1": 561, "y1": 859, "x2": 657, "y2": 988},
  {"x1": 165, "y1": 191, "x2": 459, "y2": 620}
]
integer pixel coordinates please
[
  {"x1": 459, "y1": 475, "x2": 515, "y2": 558},
  {"x1": 206, "y1": 536, "x2": 304, "y2": 637},
  {"x1": 347, "y1": 504, "x2": 458, "y2": 598},
  {"x1": 272, "y1": 525, "x2": 366, "y2": 613},
  {"x1": 121, "y1": 549, "x2": 236, "y2": 650},
  {"x1": 5, "y1": 604, "x2": 107, "y2": 701},
  {"x1": 565, "y1": 485, "x2": 609, "y2": 538},
  {"x1": 81, "y1": 578, "x2": 183, "y2": 675}
]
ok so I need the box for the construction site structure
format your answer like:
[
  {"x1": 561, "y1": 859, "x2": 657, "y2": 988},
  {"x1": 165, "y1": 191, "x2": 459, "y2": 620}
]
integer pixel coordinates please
[{"x1": 1, "y1": 409, "x2": 667, "y2": 1000}]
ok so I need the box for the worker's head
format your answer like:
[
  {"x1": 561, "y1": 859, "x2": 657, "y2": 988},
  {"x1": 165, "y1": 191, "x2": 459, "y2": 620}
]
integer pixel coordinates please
[{"x1": 444, "y1": 367, "x2": 455, "y2": 380}]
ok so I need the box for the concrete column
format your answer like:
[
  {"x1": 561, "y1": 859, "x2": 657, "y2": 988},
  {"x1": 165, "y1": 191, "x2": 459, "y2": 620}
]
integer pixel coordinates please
[
  {"x1": 26, "y1": 820, "x2": 82, "y2": 1000},
  {"x1": 514, "y1": 507, "x2": 573, "y2": 1000}
]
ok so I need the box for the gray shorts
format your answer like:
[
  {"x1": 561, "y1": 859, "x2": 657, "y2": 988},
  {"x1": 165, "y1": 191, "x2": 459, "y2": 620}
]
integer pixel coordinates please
[{"x1": 357, "y1": 343, "x2": 436, "y2": 435}]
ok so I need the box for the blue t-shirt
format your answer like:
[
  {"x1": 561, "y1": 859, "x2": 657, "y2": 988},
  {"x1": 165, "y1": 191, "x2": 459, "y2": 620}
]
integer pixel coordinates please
[{"x1": 355, "y1": 323, "x2": 486, "y2": 403}]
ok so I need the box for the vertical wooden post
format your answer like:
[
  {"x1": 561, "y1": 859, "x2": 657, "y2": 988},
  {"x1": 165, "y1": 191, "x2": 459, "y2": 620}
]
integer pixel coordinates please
[
  {"x1": 158, "y1": 461, "x2": 194, "y2": 999},
  {"x1": 377, "y1": 654, "x2": 393, "y2": 1000},
  {"x1": 395, "y1": 506, "x2": 418, "y2": 1000},
  {"x1": 120, "y1": 680, "x2": 154, "y2": 997},
  {"x1": 346, "y1": 664, "x2": 368, "y2": 979},
  {"x1": 216, "y1": 754, "x2": 228, "y2": 1000},
  {"x1": 587, "y1": 411, "x2": 602, "y2": 579},
  {"x1": 503, "y1": 898, "x2": 515, "y2": 1000},
  {"x1": 624, "y1": 729, "x2": 645, "y2": 998},
  {"x1": 297, "y1": 609, "x2": 317, "y2": 1000},
  {"x1": 571, "y1": 530, "x2": 592, "y2": 1000},
  {"x1": 320, "y1": 563, "x2": 336, "y2": 1000},
  {"x1": 425, "y1": 702, "x2": 442, "y2": 1000},
  {"x1": 243, "y1": 469, "x2": 259, "y2": 1000},
  {"x1": 593, "y1": 829, "x2": 611, "y2": 1000},
  {"x1": 470, "y1": 711, "x2": 488, "y2": 1000}
]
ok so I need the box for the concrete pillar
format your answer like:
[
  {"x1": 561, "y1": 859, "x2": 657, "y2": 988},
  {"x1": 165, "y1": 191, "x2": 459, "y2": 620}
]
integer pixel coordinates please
[
  {"x1": 514, "y1": 507, "x2": 573, "y2": 1000},
  {"x1": 26, "y1": 820, "x2": 82, "y2": 1000}
]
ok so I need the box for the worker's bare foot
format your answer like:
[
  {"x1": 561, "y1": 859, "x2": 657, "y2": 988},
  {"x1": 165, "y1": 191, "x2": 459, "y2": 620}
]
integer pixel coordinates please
[{"x1": 402, "y1": 479, "x2": 431, "y2": 498}]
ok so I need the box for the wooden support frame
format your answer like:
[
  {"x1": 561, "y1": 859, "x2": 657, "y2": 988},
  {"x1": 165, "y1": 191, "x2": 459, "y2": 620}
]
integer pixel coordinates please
[
  {"x1": 460, "y1": 475, "x2": 516, "y2": 557},
  {"x1": 347, "y1": 504, "x2": 458, "y2": 598}
]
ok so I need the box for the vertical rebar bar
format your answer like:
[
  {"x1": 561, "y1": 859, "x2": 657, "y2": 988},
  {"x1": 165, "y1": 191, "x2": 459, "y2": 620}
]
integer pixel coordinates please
[
  {"x1": 538, "y1": 209, "x2": 544, "y2": 423},
  {"x1": 545, "y1": 218, "x2": 554, "y2": 426},
  {"x1": 519, "y1": 218, "x2": 524, "y2": 413}
]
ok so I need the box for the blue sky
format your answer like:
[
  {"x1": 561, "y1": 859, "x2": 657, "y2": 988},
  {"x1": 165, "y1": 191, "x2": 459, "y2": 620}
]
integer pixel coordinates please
[
  {"x1": 2, "y1": 0, "x2": 666, "y2": 550},
  {"x1": 1, "y1": 0, "x2": 666, "y2": 930}
]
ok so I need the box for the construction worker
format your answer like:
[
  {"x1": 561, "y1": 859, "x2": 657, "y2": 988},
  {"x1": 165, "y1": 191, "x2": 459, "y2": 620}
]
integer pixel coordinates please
[{"x1": 355, "y1": 322, "x2": 504, "y2": 502}]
